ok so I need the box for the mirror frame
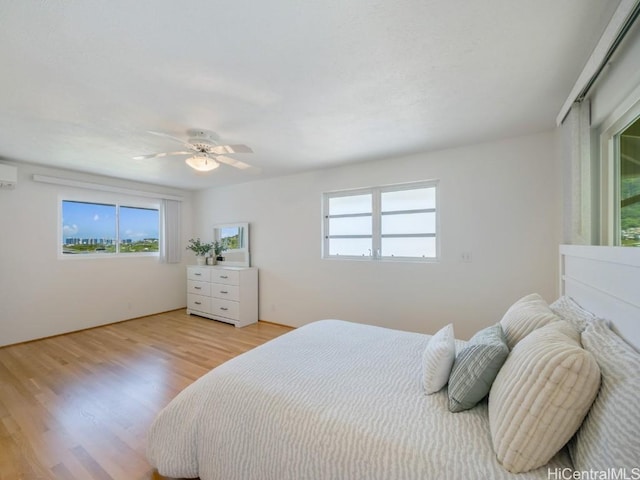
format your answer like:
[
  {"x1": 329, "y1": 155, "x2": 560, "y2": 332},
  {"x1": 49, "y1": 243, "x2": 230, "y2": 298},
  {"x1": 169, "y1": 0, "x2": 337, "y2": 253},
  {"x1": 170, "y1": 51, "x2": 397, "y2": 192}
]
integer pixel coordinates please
[{"x1": 213, "y1": 222, "x2": 250, "y2": 267}]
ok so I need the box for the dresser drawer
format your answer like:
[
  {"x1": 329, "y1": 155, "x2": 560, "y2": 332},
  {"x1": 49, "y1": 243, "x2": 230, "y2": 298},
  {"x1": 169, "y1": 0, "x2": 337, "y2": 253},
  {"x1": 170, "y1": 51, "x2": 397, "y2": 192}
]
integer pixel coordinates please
[
  {"x1": 188, "y1": 280, "x2": 211, "y2": 296},
  {"x1": 210, "y1": 283, "x2": 239, "y2": 301},
  {"x1": 211, "y1": 298, "x2": 240, "y2": 320},
  {"x1": 187, "y1": 293, "x2": 211, "y2": 313},
  {"x1": 188, "y1": 267, "x2": 211, "y2": 282},
  {"x1": 210, "y1": 269, "x2": 240, "y2": 285}
]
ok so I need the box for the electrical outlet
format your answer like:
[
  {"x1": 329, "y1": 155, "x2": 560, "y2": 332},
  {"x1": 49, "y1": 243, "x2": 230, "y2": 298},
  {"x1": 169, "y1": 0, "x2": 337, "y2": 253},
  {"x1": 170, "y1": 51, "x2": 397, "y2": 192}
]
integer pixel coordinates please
[{"x1": 461, "y1": 252, "x2": 472, "y2": 263}]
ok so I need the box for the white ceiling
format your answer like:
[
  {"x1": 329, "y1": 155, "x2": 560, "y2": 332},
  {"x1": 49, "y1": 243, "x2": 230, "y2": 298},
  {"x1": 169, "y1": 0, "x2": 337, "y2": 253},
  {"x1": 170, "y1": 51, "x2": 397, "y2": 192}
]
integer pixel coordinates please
[{"x1": 0, "y1": 1, "x2": 621, "y2": 190}]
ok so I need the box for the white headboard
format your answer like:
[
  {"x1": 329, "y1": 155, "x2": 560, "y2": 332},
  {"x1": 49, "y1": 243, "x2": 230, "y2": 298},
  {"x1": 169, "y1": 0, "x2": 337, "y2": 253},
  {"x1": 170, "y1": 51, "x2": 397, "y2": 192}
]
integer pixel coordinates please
[{"x1": 560, "y1": 245, "x2": 640, "y2": 351}]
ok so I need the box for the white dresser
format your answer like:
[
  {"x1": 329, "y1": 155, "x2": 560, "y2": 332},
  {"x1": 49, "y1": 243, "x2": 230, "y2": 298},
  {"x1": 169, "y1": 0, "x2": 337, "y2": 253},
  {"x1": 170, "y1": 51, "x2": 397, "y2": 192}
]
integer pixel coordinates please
[{"x1": 186, "y1": 266, "x2": 258, "y2": 327}]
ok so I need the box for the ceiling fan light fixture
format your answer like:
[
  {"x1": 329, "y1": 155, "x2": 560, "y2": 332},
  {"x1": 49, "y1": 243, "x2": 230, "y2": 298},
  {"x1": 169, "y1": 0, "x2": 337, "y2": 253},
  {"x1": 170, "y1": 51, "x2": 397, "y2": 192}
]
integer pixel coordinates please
[{"x1": 185, "y1": 155, "x2": 220, "y2": 172}]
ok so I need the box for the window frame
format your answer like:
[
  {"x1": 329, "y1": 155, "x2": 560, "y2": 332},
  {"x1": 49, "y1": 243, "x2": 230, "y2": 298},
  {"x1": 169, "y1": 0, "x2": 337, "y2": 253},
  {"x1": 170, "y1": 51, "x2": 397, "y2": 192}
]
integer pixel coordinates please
[
  {"x1": 599, "y1": 92, "x2": 640, "y2": 246},
  {"x1": 322, "y1": 180, "x2": 439, "y2": 262},
  {"x1": 59, "y1": 193, "x2": 160, "y2": 259}
]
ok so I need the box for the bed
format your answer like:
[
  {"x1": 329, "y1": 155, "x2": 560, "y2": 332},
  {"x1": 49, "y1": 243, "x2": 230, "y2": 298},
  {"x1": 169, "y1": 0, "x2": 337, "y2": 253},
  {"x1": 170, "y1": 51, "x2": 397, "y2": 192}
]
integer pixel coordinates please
[{"x1": 147, "y1": 245, "x2": 640, "y2": 479}]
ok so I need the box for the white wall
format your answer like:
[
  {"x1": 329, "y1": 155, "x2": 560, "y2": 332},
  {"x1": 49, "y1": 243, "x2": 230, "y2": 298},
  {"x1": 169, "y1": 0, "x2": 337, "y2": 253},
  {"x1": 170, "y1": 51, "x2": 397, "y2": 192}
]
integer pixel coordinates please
[
  {"x1": 0, "y1": 163, "x2": 192, "y2": 347},
  {"x1": 193, "y1": 131, "x2": 561, "y2": 339}
]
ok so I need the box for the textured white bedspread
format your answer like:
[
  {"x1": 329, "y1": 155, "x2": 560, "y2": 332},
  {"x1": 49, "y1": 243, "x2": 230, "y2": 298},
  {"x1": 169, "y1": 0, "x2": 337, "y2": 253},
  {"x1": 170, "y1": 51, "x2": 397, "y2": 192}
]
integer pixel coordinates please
[{"x1": 147, "y1": 320, "x2": 572, "y2": 479}]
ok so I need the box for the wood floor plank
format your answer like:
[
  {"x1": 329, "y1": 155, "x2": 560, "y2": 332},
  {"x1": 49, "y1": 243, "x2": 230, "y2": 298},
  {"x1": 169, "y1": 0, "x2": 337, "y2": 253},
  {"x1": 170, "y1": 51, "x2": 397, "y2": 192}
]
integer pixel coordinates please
[{"x1": 0, "y1": 310, "x2": 292, "y2": 480}]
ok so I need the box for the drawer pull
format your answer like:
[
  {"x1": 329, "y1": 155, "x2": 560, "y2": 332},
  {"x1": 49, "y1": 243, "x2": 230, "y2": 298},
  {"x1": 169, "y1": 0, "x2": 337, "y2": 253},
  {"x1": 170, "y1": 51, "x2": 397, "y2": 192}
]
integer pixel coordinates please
[
  {"x1": 194, "y1": 286, "x2": 202, "y2": 290},
  {"x1": 194, "y1": 273, "x2": 202, "y2": 276},
  {"x1": 220, "y1": 307, "x2": 228, "y2": 311},
  {"x1": 219, "y1": 275, "x2": 228, "y2": 279},
  {"x1": 220, "y1": 290, "x2": 228, "y2": 294},
  {"x1": 194, "y1": 301, "x2": 202, "y2": 305}
]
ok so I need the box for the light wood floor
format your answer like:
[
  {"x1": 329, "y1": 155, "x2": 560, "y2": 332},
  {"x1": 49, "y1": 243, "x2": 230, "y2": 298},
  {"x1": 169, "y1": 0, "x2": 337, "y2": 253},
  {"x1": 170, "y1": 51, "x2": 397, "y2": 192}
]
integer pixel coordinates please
[{"x1": 0, "y1": 310, "x2": 292, "y2": 480}]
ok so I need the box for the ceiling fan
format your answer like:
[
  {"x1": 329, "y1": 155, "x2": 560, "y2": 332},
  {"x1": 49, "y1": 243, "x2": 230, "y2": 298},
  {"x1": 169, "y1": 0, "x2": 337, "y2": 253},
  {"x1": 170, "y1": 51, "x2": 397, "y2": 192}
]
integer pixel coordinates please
[{"x1": 134, "y1": 129, "x2": 258, "y2": 173}]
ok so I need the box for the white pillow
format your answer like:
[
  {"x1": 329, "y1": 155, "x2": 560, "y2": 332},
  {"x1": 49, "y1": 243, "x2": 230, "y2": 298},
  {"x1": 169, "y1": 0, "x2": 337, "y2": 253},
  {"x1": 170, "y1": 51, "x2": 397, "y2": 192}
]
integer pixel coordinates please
[
  {"x1": 500, "y1": 293, "x2": 560, "y2": 349},
  {"x1": 570, "y1": 319, "x2": 640, "y2": 470},
  {"x1": 549, "y1": 295, "x2": 596, "y2": 332},
  {"x1": 489, "y1": 321, "x2": 601, "y2": 473},
  {"x1": 422, "y1": 324, "x2": 455, "y2": 394}
]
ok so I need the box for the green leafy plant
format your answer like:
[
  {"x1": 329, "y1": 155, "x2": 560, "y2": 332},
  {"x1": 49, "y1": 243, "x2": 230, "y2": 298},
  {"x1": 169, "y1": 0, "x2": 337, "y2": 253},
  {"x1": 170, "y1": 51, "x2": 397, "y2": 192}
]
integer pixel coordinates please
[
  {"x1": 186, "y1": 237, "x2": 213, "y2": 256},
  {"x1": 213, "y1": 240, "x2": 227, "y2": 257}
]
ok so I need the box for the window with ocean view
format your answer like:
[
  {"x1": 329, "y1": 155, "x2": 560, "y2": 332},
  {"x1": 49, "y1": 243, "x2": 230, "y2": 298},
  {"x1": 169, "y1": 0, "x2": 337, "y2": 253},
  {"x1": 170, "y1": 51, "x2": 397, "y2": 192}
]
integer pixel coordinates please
[{"x1": 61, "y1": 200, "x2": 159, "y2": 255}]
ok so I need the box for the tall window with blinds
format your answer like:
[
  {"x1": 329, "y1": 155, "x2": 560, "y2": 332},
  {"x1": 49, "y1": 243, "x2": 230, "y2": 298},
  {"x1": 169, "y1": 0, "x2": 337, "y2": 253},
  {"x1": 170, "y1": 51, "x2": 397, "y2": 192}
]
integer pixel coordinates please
[{"x1": 323, "y1": 181, "x2": 438, "y2": 261}]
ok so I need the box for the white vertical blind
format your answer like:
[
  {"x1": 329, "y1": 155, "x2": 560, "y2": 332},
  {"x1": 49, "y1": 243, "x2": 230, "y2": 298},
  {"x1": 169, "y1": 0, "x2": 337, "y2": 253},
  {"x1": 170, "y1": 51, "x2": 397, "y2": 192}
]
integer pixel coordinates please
[
  {"x1": 560, "y1": 100, "x2": 593, "y2": 245},
  {"x1": 160, "y1": 199, "x2": 182, "y2": 263}
]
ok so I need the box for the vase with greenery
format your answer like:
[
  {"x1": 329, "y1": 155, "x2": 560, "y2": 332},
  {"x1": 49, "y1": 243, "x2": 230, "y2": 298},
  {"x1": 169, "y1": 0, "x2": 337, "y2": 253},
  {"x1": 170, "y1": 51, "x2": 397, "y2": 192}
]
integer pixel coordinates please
[
  {"x1": 213, "y1": 240, "x2": 227, "y2": 261},
  {"x1": 186, "y1": 238, "x2": 213, "y2": 265}
]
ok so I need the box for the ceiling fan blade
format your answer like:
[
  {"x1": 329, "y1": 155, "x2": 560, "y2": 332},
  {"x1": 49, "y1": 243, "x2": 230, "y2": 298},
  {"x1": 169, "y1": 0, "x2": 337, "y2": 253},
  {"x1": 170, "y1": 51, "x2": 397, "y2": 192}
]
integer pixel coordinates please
[
  {"x1": 148, "y1": 131, "x2": 193, "y2": 147},
  {"x1": 210, "y1": 144, "x2": 253, "y2": 155},
  {"x1": 216, "y1": 155, "x2": 261, "y2": 174},
  {"x1": 133, "y1": 151, "x2": 192, "y2": 160}
]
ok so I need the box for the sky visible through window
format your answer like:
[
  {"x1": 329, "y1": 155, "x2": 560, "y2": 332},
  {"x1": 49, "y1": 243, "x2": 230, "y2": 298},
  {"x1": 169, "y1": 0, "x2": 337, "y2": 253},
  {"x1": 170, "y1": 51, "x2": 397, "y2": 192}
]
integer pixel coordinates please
[
  {"x1": 324, "y1": 183, "x2": 437, "y2": 259},
  {"x1": 120, "y1": 206, "x2": 159, "y2": 242},
  {"x1": 62, "y1": 201, "x2": 158, "y2": 241}
]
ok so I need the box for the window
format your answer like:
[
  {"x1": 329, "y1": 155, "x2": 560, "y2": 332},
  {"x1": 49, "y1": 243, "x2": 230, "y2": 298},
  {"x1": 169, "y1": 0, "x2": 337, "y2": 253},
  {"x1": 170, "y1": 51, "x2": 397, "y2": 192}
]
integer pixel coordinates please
[
  {"x1": 61, "y1": 200, "x2": 159, "y2": 255},
  {"x1": 599, "y1": 91, "x2": 640, "y2": 246},
  {"x1": 322, "y1": 181, "x2": 438, "y2": 261},
  {"x1": 617, "y1": 114, "x2": 640, "y2": 246}
]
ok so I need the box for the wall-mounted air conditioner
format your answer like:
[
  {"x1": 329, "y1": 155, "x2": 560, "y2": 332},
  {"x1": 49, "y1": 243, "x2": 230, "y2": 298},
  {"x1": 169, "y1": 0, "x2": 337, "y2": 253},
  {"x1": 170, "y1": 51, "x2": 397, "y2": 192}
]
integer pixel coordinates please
[{"x1": 0, "y1": 163, "x2": 17, "y2": 189}]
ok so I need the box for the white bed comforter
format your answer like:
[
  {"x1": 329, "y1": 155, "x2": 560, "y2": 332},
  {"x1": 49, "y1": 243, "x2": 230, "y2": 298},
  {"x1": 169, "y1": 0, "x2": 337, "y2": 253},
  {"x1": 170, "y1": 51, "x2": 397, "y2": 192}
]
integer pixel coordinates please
[{"x1": 147, "y1": 320, "x2": 572, "y2": 479}]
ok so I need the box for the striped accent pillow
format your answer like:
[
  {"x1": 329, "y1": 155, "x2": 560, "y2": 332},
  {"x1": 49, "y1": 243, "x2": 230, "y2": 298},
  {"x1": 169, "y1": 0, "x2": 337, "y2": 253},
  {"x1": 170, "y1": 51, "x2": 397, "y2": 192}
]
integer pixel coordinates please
[
  {"x1": 489, "y1": 321, "x2": 601, "y2": 473},
  {"x1": 549, "y1": 296, "x2": 596, "y2": 332},
  {"x1": 422, "y1": 324, "x2": 456, "y2": 394},
  {"x1": 570, "y1": 319, "x2": 640, "y2": 470},
  {"x1": 448, "y1": 324, "x2": 508, "y2": 412},
  {"x1": 500, "y1": 293, "x2": 560, "y2": 349}
]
